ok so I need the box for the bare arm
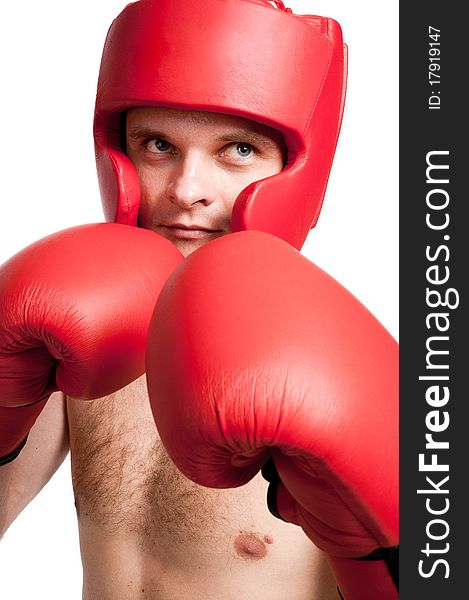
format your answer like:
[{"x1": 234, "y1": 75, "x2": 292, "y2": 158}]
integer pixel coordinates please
[{"x1": 0, "y1": 392, "x2": 69, "y2": 537}]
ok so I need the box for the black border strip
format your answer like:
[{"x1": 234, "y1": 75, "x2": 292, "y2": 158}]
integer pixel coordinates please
[{"x1": 400, "y1": 2, "x2": 466, "y2": 597}]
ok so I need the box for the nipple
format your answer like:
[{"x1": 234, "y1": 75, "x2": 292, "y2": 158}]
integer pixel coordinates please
[{"x1": 234, "y1": 531, "x2": 273, "y2": 560}]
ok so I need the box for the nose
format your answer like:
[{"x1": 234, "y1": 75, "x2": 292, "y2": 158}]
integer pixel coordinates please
[{"x1": 166, "y1": 151, "x2": 217, "y2": 209}]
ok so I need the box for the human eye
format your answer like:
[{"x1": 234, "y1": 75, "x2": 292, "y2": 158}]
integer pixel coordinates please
[
  {"x1": 234, "y1": 142, "x2": 253, "y2": 158},
  {"x1": 145, "y1": 137, "x2": 173, "y2": 154},
  {"x1": 222, "y1": 142, "x2": 256, "y2": 161}
]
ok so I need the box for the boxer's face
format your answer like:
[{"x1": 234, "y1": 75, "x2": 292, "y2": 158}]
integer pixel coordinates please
[{"x1": 126, "y1": 107, "x2": 285, "y2": 256}]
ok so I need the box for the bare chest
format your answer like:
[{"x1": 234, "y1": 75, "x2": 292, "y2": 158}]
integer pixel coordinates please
[
  {"x1": 66, "y1": 377, "x2": 337, "y2": 599},
  {"x1": 67, "y1": 376, "x2": 232, "y2": 547}
]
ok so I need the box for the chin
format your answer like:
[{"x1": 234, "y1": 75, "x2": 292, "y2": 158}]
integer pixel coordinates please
[{"x1": 174, "y1": 236, "x2": 219, "y2": 257}]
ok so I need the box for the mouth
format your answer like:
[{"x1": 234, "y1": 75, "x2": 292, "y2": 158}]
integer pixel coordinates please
[{"x1": 158, "y1": 223, "x2": 224, "y2": 240}]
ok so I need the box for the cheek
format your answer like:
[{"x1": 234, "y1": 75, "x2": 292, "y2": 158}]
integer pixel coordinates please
[
  {"x1": 135, "y1": 168, "x2": 168, "y2": 227},
  {"x1": 137, "y1": 166, "x2": 157, "y2": 196},
  {"x1": 218, "y1": 175, "x2": 247, "y2": 220},
  {"x1": 137, "y1": 167, "x2": 167, "y2": 205}
]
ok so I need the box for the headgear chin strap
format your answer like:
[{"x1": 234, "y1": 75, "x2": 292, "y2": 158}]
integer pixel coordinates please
[{"x1": 94, "y1": 0, "x2": 347, "y2": 250}]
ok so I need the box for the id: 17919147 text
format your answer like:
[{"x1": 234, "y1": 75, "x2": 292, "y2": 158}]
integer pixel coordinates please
[{"x1": 428, "y1": 26, "x2": 441, "y2": 110}]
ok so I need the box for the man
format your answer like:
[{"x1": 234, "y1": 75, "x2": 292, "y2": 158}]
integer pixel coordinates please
[{"x1": 0, "y1": 1, "x2": 398, "y2": 599}]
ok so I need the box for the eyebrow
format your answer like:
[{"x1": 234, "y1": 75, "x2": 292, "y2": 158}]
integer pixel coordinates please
[
  {"x1": 214, "y1": 131, "x2": 280, "y2": 149},
  {"x1": 127, "y1": 126, "x2": 166, "y2": 140}
]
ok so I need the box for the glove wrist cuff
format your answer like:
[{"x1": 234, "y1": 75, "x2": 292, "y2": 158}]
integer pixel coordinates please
[
  {"x1": 0, "y1": 436, "x2": 28, "y2": 466},
  {"x1": 329, "y1": 548, "x2": 399, "y2": 600}
]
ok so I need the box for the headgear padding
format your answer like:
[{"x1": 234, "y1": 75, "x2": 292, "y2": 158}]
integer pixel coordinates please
[{"x1": 94, "y1": 0, "x2": 347, "y2": 250}]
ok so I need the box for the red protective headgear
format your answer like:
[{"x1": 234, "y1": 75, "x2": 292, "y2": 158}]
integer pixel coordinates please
[{"x1": 94, "y1": 0, "x2": 347, "y2": 250}]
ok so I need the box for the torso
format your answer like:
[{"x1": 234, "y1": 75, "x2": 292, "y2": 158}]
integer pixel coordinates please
[{"x1": 67, "y1": 376, "x2": 338, "y2": 599}]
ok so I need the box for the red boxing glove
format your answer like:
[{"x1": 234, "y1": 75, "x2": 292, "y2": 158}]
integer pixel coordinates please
[
  {"x1": 0, "y1": 223, "x2": 183, "y2": 464},
  {"x1": 146, "y1": 231, "x2": 398, "y2": 600}
]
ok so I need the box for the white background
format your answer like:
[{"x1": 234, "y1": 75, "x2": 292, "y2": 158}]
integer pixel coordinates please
[{"x1": 0, "y1": 1, "x2": 398, "y2": 597}]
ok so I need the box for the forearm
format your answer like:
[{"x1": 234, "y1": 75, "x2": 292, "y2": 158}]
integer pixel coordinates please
[
  {"x1": 0, "y1": 462, "x2": 14, "y2": 537},
  {"x1": 0, "y1": 392, "x2": 69, "y2": 536}
]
